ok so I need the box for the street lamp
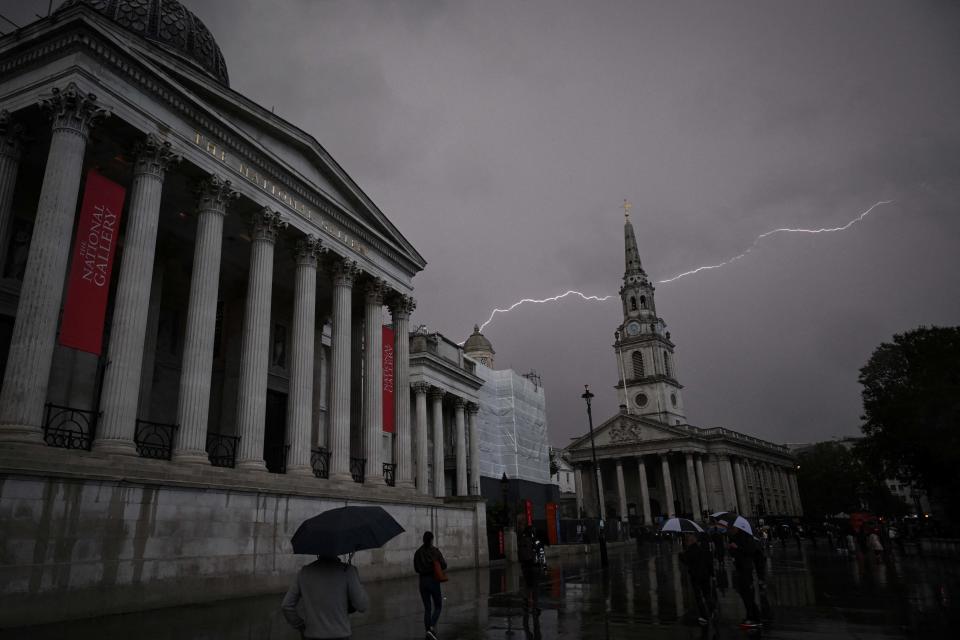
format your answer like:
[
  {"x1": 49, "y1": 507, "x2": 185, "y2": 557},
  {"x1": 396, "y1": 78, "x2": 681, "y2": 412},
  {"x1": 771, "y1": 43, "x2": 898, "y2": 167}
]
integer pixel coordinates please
[{"x1": 581, "y1": 384, "x2": 609, "y2": 567}]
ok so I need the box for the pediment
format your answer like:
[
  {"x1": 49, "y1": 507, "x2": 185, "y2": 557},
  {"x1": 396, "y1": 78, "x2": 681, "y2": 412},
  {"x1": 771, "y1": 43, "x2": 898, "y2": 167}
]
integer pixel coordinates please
[{"x1": 567, "y1": 414, "x2": 686, "y2": 451}]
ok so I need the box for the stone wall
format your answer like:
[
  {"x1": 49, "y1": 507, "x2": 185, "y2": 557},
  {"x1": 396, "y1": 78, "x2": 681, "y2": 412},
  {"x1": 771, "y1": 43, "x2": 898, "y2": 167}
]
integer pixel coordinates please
[{"x1": 0, "y1": 447, "x2": 487, "y2": 627}]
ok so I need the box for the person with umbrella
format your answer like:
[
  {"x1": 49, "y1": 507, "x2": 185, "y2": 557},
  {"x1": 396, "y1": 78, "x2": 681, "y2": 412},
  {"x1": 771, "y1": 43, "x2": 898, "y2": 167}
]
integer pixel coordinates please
[
  {"x1": 665, "y1": 518, "x2": 715, "y2": 626},
  {"x1": 414, "y1": 531, "x2": 448, "y2": 640},
  {"x1": 720, "y1": 514, "x2": 761, "y2": 628},
  {"x1": 283, "y1": 506, "x2": 404, "y2": 639}
]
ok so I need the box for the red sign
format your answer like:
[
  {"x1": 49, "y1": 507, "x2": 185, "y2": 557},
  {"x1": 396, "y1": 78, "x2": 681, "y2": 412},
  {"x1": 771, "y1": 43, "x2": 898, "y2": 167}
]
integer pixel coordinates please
[
  {"x1": 524, "y1": 499, "x2": 534, "y2": 527},
  {"x1": 382, "y1": 325, "x2": 395, "y2": 432},
  {"x1": 59, "y1": 170, "x2": 126, "y2": 355},
  {"x1": 546, "y1": 502, "x2": 559, "y2": 545}
]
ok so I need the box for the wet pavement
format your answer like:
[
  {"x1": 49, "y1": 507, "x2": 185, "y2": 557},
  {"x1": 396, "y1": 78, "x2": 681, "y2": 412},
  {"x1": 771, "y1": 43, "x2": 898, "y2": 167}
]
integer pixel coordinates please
[{"x1": 10, "y1": 541, "x2": 959, "y2": 639}]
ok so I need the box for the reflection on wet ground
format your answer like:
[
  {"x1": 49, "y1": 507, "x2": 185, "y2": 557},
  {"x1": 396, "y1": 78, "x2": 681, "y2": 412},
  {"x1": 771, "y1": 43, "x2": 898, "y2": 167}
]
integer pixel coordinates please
[{"x1": 11, "y1": 542, "x2": 960, "y2": 639}]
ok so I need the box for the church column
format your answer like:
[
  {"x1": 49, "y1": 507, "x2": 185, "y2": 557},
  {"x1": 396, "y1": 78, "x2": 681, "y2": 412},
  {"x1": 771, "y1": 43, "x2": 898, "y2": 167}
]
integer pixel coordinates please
[
  {"x1": 615, "y1": 458, "x2": 628, "y2": 524},
  {"x1": 0, "y1": 85, "x2": 106, "y2": 442},
  {"x1": 95, "y1": 135, "x2": 179, "y2": 455},
  {"x1": 454, "y1": 397, "x2": 468, "y2": 496},
  {"x1": 173, "y1": 176, "x2": 237, "y2": 461},
  {"x1": 326, "y1": 258, "x2": 358, "y2": 480},
  {"x1": 684, "y1": 452, "x2": 701, "y2": 519},
  {"x1": 790, "y1": 470, "x2": 803, "y2": 516},
  {"x1": 778, "y1": 466, "x2": 791, "y2": 514},
  {"x1": 286, "y1": 236, "x2": 323, "y2": 475},
  {"x1": 574, "y1": 465, "x2": 585, "y2": 517},
  {"x1": 660, "y1": 454, "x2": 675, "y2": 518},
  {"x1": 389, "y1": 295, "x2": 415, "y2": 487},
  {"x1": 0, "y1": 111, "x2": 24, "y2": 277},
  {"x1": 235, "y1": 209, "x2": 286, "y2": 470},
  {"x1": 595, "y1": 462, "x2": 607, "y2": 520},
  {"x1": 362, "y1": 278, "x2": 386, "y2": 483},
  {"x1": 637, "y1": 456, "x2": 652, "y2": 525},
  {"x1": 695, "y1": 454, "x2": 709, "y2": 515},
  {"x1": 430, "y1": 387, "x2": 445, "y2": 497},
  {"x1": 467, "y1": 403, "x2": 480, "y2": 495},
  {"x1": 717, "y1": 455, "x2": 738, "y2": 512},
  {"x1": 412, "y1": 382, "x2": 430, "y2": 494},
  {"x1": 733, "y1": 458, "x2": 750, "y2": 517}
]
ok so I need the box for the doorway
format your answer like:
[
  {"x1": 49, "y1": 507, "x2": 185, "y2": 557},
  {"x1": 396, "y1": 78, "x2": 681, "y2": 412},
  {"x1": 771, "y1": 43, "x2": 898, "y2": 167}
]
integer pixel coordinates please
[{"x1": 264, "y1": 389, "x2": 288, "y2": 473}]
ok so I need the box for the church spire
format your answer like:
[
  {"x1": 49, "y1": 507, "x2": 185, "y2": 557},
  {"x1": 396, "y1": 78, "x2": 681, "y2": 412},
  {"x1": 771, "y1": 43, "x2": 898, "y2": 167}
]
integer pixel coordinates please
[{"x1": 622, "y1": 199, "x2": 645, "y2": 278}]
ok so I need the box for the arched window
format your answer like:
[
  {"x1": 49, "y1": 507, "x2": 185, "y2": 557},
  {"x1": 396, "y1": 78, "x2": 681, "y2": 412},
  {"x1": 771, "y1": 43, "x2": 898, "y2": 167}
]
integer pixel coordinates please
[
  {"x1": 639, "y1": 295, "x2": 647, "y2": 309},
  {"x1": 630, "y1": 296, "x2": 637, "y2": 311},
  {"x1": 663, "y1": 350, "x2": 671, "y2": 377},
  {"x1": 632, "y1": 351, "x2": 644, "y2": 378}
]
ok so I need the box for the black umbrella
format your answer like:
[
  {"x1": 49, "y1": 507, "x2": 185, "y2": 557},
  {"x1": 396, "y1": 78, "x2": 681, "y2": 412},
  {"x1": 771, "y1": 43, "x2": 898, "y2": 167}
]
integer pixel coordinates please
[{"x1": 291, "y1": 506, "x2": 404, "y2": 556}]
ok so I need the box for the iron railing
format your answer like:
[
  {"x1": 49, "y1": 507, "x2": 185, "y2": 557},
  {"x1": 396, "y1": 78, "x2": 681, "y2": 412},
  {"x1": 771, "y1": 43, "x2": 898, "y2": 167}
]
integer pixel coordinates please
[
  {"x1": 311, "y1": 447, "x2": 331, "y2": 479},
  {"x1": 206, "y1": 432, "x2": 240, "y2": 468},
  {"x1": 383, "y1": 462, "x2": 396, "y2": 487},
  {"x1": 350, "y1": 457, "x2": 366, "y2": 484},
  {"x1": 134, "y1": 420, "x2": 179, "y2": 460},
  {"x1": 43, "y1": 403, "x2": 98, "y2": 451},
  {"x1": 265, "y1": 443, "x2": 291, "y2": 474}
]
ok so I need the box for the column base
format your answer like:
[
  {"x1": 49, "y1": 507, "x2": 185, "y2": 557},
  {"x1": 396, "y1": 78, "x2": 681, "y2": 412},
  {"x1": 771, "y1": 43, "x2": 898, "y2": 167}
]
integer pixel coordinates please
[
  {"x1": 172, "y1": 449, "x2": 211, "y2": 465},
  {"x1": 0, "y1": 424, "x2": 45, "y2": 444},
  {"x1": 235, "y1": 459, "x2": 267, "y2": 472},
  {"x1": 328, "y1": 471, "x2": 354, "y2": 483},
  {"x1": 93, "y1": 438, "x2": 138, "y2": 456},
  {"x1": 286, "y1": 464, "x2": 314, "y2": 477}
]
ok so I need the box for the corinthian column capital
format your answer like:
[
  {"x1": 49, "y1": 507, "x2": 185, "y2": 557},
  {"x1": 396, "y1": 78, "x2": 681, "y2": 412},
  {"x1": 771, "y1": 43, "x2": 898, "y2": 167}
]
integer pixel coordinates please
[
  {"x1": 40, "y1": 83, "x2": 108, "y2": 139},
  {"x1": 294, "y1": 234, "x2": 324, "y2": 267},
  {"x1": 388, "y1": 293, "x2": 416, "y2": 319},
  {"x1": 0, "y1": 110, "x2": 24, "y2": 160},
  {"x1": 132, "y1": 134, "x2": 181, "y2": 179},
  {"x1": 195, "y1": 175, "x2": 238, "y2": 215},
  {"x1": 363, "y1": 277, "x2": 388, "y2": 305},
  {"x1": 412, "y1": 381, "x2": 430, "y2": 395},
  {"x1": 327, "y1": 255, "x2": 359, "y2": 287},
  {"x1": 251, "y1": 207, "x2": 287, "y2": 243}
]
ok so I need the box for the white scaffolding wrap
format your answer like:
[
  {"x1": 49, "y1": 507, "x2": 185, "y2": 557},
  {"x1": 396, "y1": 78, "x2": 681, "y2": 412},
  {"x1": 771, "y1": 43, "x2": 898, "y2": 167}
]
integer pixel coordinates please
[{"x1": 475, "y1": 364, "x2": 549, "y2": 484}]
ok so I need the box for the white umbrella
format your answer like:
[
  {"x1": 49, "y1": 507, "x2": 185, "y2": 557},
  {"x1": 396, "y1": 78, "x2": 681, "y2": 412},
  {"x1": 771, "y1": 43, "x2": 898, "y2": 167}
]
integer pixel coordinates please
[
  {"x1": 661, "y1": 517, "x2": 704, "y2": 533},
  {"x1": 710, "y1": 511, "x2": 754, "y2": 536}
]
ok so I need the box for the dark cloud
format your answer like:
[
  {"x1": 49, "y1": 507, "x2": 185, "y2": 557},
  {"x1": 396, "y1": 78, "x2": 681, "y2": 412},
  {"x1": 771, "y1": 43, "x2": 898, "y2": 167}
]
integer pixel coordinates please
[{"x1": 7, "y1": 0, "x2": 958, "y2": 446}]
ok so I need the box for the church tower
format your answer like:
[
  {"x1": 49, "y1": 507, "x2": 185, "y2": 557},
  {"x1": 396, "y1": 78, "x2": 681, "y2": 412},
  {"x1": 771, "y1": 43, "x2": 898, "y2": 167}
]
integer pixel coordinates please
[{"x1": 613, "y1": 202, "x2": 686, "y2": 425}]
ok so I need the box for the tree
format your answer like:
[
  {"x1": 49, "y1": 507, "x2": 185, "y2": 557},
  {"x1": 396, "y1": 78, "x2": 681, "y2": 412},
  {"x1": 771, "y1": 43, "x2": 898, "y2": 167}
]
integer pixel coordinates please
[
  {"x1": 859, "y1": 326, "x2": 960, "y2": 520},
  {"x1": 797, "y1": 442, "x2": 866, "y2": 518}
]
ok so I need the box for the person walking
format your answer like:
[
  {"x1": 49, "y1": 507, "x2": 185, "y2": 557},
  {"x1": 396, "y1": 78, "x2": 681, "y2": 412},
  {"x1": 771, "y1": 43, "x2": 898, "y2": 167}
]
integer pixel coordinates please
[
  {"x1": 281, "y1": 555, "x2": 369, "y2": 640},
  {"x1": 728, "y1": 524, "x2": 761, "y2": 627},
  {"x1": 414, "y1": 531, "x2": 448, "y2": 640},
  {"x1": 680, "y1": 532, "x2": 715, "y2": 625}
]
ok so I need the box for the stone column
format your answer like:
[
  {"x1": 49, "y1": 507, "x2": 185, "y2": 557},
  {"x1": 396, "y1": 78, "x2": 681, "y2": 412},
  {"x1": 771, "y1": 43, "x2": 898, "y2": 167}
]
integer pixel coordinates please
[
  {"x1": 326, "y1": 258, "x2": 358, "y2": 480},
  {"x1": 695, "y1": 454, "x2": 709, "y2": 515},
  {"x1": 467, "y1": 402, "x2": 480, "y2": 495},
  {"x1": 733, "y1": 459, "x2": 750, "y2": 517},
  {"x1": 173, "y1": 176, "x2": 237, "y2": 461},
  {"x1": 574, "y1": 466, "x2": 585, "y2": 517},
  {"x1": 0, "y1": 110, "x2": 24, "y2": 275},
  {"x1": 234, "y1": 209, "x2": 286, "y2": 470},
  {"x1": 454, "y1": 397, "x2": 468, "y2": 496},
  {"x1": 595, "y1": 463, "x2": 607, "y2": 520},
  {"x1": 389, "y1": 295, "x2": 415, "y2": 487},
  {"x1": 790, "y1": 471, "x2": 804, "y2": 516},
  {"x1": 778, "y1": 466, "x2": 791, "y2": 514},
  {"x1": 684, "y1": 452, "x2": 701, "y2": 519},
  {"x1": 660, "y1": 454, "x2": 675, "y2": 517},
  {"x1": 361, "y1": 278, "x2": 386, "y2": 482},
  {"x1": 0, "y1": 85, "x2": 106, "y2": 442},
  {"x1": 95, "y1": 135, "x2": 180, "y2": 454},
  {"x1": 718, "y1": 455, "x2": 738, "y2": 512},
  {"x1": 286, "y1": 236, "x2": 322, "y2": 475},
  {"x1": 412, "y1": 382, "x2": 430, "y2": 494},
  {"x1": 615, "y1": 458, "x2": 628, "y2": 523},
  {"x1": 430, "y1": 387, "x2": 445, "y2": 497},
  {"x1": 638, "y1": 456, "x2": 652, "y2": 525}
]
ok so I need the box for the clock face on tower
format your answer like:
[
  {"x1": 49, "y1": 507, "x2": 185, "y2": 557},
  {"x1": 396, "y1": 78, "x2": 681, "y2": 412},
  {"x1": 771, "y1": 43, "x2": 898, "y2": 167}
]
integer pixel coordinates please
[{"x1": 625, "y1": 321, "x2": 641, "y2": 337}]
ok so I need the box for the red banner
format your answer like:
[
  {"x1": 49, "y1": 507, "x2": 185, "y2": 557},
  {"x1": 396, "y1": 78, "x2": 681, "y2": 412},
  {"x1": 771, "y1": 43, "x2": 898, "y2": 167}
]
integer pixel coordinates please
[
  {"x1": 524, "y1": 499, "x2": 534, "y2": 527},
  {"x1": 382, "y1": 325, "x2": 395, "y2": 432},
  {"x1": 59, "y1": 170, "x2": 126, "y2": 355},
  {"x1": 546, "y1": 502, "x2": 559, "y2": 545}
]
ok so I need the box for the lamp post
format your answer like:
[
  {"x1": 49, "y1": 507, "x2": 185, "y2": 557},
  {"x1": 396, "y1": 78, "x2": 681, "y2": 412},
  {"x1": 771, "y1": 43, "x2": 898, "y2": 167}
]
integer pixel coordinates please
[{"x1": 581, "y1": 384, "x2": 609, "y2": 567}]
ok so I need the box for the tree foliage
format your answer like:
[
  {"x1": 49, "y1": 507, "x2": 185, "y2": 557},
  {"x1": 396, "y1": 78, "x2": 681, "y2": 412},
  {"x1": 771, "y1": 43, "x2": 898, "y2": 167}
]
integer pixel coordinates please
[{"x1": 859, "y1": 326, "x2": 960, "y2": 520}]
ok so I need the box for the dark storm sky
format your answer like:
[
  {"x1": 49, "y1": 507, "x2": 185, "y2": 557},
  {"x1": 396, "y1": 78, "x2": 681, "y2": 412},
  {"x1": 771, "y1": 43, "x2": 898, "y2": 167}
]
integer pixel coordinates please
[{"x1": 8, "y1": 0, "x2": 960, "y2": 448}]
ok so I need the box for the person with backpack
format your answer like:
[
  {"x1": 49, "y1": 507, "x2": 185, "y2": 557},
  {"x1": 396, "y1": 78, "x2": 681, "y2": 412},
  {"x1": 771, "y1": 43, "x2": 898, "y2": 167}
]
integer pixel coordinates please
[
  {"x1": 680, "y1": 532, "x2": 716, "y2": 625},
  {"x1": 728, "y1": 524, "x2": 761, "y2": 628},
  {"x1": 414, "y1": 531, "x2": 447, "y2": 640}
]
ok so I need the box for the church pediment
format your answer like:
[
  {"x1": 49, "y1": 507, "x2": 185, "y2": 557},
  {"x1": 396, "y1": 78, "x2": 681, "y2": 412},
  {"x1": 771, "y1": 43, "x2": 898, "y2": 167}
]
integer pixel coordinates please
[{"x1": 567, "y1": 414, "x2": 685, "y2": 450}]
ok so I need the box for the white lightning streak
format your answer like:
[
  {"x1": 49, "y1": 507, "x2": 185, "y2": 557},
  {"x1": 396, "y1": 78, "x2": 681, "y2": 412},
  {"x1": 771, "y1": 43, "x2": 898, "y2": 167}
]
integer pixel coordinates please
[
  {"x1": 657, "y1": 199, "x2": 893, "y2": 283},
  {"x1": 477, "y1": 291, "x2": 615, "y2": 333},
  {"x1": 471, "y1": 200, "x2": 894, "y2": 335}
]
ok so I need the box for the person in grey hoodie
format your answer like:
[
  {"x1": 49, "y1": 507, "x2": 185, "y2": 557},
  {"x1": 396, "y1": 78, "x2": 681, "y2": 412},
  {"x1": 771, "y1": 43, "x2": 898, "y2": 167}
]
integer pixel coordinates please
[{"x1": 282, "y1": 555, "x2": 369, "y2": 640}]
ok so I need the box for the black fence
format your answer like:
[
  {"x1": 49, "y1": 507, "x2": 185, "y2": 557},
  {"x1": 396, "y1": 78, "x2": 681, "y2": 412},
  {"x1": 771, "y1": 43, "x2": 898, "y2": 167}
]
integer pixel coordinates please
[
  {"x1": 134, "y1": 420, "x2": 178, "y2": 460},
  {"x1": 265, "y1": 443, "x2": 290, "y2": 474},
  {"x1": 206, "y1": 432, "x2": 240, "y2": 468},
  {"x1": 350, "y1": 457, "x2": 366, "y2": 484},
  {"x1": 383, "y1": 462, "x2": 396, "y2": 487},
  {"x1": 311, "y1": 447, "x2": 330, "y2": 479},
  {"x1": 42, "y1": 403, "x2": 98, "y2": 451}
]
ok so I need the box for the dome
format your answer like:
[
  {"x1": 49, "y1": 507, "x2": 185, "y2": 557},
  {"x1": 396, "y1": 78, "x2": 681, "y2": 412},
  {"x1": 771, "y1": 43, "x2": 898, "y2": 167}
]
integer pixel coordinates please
[
  {"x1": 463, "y1": 325, "x2": 494, "y2": 356},
  {"x1": 56, "y1": 0, "x2": 229, "y2": 85}
]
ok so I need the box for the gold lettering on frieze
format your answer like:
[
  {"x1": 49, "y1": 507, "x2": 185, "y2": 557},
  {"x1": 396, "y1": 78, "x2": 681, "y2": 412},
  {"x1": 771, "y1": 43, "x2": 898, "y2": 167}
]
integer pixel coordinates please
[{"x1": 192, "y1": 130, "x2": 367, "y2": 256}]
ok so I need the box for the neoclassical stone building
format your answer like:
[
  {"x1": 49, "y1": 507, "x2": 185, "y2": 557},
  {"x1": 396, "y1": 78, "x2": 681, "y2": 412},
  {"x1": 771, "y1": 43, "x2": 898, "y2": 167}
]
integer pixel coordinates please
[
  {"x1": 0, "y1": 1, "x2": 486, "y2": 626},
  {"x1": 566, "y1": 210, "x2": 801, "y2": 525}
]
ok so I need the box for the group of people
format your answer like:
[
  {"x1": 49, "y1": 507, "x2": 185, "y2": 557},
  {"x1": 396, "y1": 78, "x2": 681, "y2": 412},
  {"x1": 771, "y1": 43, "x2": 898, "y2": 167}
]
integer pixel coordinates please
[{"x1": 281, "y1": 530, "x2": 448, "y2": 640}]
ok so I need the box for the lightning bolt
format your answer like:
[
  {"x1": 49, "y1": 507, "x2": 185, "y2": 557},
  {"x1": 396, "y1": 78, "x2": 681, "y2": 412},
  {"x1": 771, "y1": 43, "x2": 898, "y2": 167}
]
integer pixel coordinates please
[{"x1": 470, "y1": 200, "x2": 894, "y2": 335}]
